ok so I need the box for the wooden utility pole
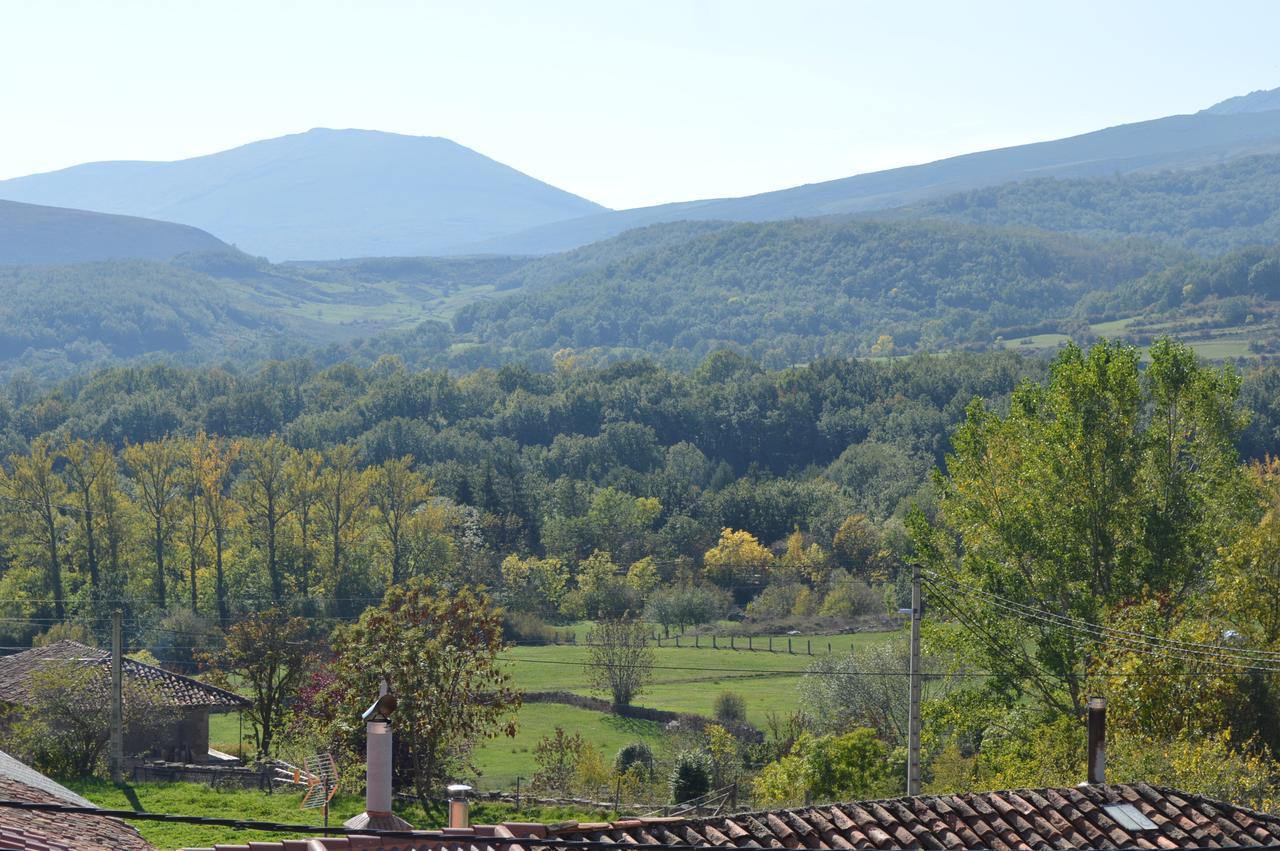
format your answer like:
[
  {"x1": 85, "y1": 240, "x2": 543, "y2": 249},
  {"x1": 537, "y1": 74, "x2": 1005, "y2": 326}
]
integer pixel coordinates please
[
  {"x1": 110, "y1": 609, "x2": 123, "y2": 782},
  {"x1": 906, "y1": 562, "x2": 922, "y2": 795}
]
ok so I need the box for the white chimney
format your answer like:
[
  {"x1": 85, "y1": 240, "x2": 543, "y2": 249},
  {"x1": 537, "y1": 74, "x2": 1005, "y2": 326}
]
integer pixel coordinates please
[{"x1": 343, "y1": 682, "x2": 414, "y2": 832}]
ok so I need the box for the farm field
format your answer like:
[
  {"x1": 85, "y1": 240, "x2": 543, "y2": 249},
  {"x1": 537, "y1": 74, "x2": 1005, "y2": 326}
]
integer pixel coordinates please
[
  {"x1": 208, "y1": 627, "x2": 900, "y2": 790},
  {"x1": 470, "y1": 628, "x2": 899, "y2": 788}
]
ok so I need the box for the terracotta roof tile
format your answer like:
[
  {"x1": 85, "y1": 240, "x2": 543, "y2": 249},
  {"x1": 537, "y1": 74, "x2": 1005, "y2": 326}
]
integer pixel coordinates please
[
  {"x1": 0, "y1": 773, "x2": 154, "y2": 850},
  {"x1": 182, "y1": 784, "x2": 1280, "y2": 851},
  {"x1": 0, "y1": 640, "x2": 248, "y2": 709}
]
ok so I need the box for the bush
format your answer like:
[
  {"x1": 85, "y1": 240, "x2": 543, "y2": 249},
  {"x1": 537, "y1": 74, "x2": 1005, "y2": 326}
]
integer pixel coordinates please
[
  {"x1": 503, "y1": 611, "x2": 556, "y2": 644},
  {"x1": 713, "y1": 691, "x2": 747, "y2": 726},
  {"x1": 33, "y1": 621, "x2": 96, "y2": 647},
  {"x1": 744, "y1": 583, "x2": 801, "y2": 620},
  {"x1": 669, "y1": 750, "x2": 712, "y2": 803},
  {"x1": 614, "y1": 741, "x2": 655, "y2": 777},
  {"x1": 644, "y1": 584, "x2": 732, "y2": 633},
  {"x1": 818, "y1": 571, "x2": 883, "y2": 618}
]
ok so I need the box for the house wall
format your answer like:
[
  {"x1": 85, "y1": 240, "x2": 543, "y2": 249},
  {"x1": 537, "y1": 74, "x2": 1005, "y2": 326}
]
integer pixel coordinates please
[{"x1": 125, "y1": 707, "x2": 212, "y2": 763}]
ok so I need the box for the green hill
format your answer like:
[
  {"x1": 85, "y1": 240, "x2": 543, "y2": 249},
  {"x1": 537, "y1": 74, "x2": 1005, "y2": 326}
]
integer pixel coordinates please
[
  {"x1": 0, "y1": 199, "x2": 229, "y2": 265},
  {"x1": 466, "y1": 90, "x2": 1280, "y2": 254},
  {"x1": 449, "y1": 218, "x2": 1179, "y2": 367},
  {"x1": 896, "y1": 153, "x2": 1280, "y2": 254}
]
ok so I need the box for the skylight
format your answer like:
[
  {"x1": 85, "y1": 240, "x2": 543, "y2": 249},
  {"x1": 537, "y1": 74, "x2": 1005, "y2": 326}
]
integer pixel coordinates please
[{"x1": 1103, "y1": 803, "x2": 1158, "y2": 831}]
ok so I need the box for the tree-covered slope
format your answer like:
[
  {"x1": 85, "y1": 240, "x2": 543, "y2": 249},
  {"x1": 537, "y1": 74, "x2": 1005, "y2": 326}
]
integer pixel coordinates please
[
  {"x1": 897, "y1": 153, "x2": 1280, "y2": 254},
  {"x1": 0, "y1": 129, "x2": 606, "y2": 260},
  {"x1": 0, "y1": 260, "x2": 299, "y2": 377},
  {"x1": 451, "y1": 219, "x2": 1177, "y2": 366},
  {"x1": 0, "y1": 199, "x2": 229, "y2": 265},
  {"x1": 467, "y1": 98, "x2": 1280, "y2": 255}
]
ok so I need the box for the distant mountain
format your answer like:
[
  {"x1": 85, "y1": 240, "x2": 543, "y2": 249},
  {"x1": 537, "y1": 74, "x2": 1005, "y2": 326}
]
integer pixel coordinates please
[
  {"x1": 1201, "y1": 86, "x2": 1280, "y2": 116},
  {"x1": 0, "y1": 129, "x2": 606, "y2": 261},
  {"x1": 891, "y1": 152, "x2": 1280, "y2": 255},
  {"x1": 0, "y1": 199, "x2": 228, "y2": 266},
  {"x1": 468, "y1": 92, "x2": 1280, "y2": 254}
]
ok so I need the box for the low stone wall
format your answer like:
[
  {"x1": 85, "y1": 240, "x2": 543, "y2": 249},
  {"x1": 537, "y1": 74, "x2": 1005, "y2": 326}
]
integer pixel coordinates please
[{"x1": 129, "y1": 760, "x2": 277, "y2": 789}]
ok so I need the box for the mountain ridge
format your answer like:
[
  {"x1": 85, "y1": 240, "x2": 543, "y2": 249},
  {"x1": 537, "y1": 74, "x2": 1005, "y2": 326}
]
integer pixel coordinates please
[
  {"x1": 464, "y1": 101, "x2": 1280, "y2": 254},
  {"x1": 0, "y1": 199, "x2": 230, "y2": 266},
  {"x1": 0, "y1": 128, "x2": 607, "y2": 260}
]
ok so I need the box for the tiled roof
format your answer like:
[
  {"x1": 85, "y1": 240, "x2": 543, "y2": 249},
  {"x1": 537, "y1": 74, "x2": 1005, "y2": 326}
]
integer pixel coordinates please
[
  {"x1": 0, "y1": 748, "x2": 92, "y2": 808},
  {"x1": 0, "y1": 640, "x2": 248, "y2": 709},
  {"x1": 0, "y1": 764, "x2": 154, "y2": 850},
  {"x1": 181, "y1": 783, "x2": 1280, "y2": 851}
]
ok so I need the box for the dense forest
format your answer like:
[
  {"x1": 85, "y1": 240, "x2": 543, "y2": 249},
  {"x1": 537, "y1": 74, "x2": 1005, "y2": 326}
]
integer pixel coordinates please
[
  {"x1": 449, "y1": 219, "x2": 1177, "y2": 368},
  {"x1": 2, "y1": 347, "x2": 1280, "y2": 646},
  {"x1": 901, "y1": 153, "x2": 1280, "y2": 255}
]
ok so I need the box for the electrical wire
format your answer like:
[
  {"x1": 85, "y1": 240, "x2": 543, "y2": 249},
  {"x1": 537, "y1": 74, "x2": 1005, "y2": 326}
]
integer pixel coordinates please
[{"x1": 923, "y1": 573, "x2": 1280, "y2": 673}]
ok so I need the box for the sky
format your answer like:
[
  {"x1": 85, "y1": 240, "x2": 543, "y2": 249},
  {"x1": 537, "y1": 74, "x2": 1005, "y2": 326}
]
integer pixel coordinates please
[{"x1": 2, "y1": 1, "x2": 1279, "y2": 210}]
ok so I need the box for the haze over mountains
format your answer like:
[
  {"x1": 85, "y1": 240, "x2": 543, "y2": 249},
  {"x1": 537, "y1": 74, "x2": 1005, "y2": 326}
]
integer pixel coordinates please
[
  {"x1": 0, "y1": 199, "x2": 228, "y2": 265},
  {"x1": 475, "y1": 91, "x2": 1280, "y2": 254},
  {"x1": 3, "y1": 88, "x2": 1280, "y2": 262},
  {"x1": 3, "y1": 85, "x2": 1280, "y2": 379},
  {"x1": 0, "y1": 129, "x2": 605, "y2": 261}
]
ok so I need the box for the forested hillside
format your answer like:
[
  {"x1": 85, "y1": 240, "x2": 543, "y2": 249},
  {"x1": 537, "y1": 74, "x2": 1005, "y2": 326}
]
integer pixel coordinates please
[
  {"x1": 467, "y1": 95, "x2": 1280, "y2": 254},
  {"x1": 901, "y1": 153, "x2": 1280, "y2": 254},
  {"x1": 450, "y1": 218, "x2": 1178, "y2": 367},
  {"x1": 0, "y1": 199, "x2": 228, "y2": 265},
  {"x1": 0, "y1": 260, "x2": 300, "y2": 375}
]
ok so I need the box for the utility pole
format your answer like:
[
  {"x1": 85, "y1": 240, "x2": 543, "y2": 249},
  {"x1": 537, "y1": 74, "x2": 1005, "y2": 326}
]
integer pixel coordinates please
[
  {"x1": 906, "y1": 562, "x2": 922, "y2": 795},
  {"x1": 110, "y1": 609, "x2": 123, "y2": 783}
]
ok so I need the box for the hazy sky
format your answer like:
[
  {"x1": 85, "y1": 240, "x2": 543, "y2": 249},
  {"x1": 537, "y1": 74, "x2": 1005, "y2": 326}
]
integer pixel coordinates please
[{"x1": 2, "y1": 1, "x2": 1279, "y2": 209}]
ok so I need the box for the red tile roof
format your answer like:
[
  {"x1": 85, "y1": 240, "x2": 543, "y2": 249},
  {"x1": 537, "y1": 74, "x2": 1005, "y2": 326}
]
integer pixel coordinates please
[
  {"x1": 0, "y1": 640, "x2": 248, "y2": 709},
  {"x1": 0, "y1": 765, "x2": 154, "y2": 850},
  {"x1": 181, "y1": 783, "x2": 1280, "y2": 851}
]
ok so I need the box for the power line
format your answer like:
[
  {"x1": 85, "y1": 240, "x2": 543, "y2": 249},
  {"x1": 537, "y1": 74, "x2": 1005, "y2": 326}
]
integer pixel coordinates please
[
  {"x1": 924, "y1": 570, "x2": 1280, "y2": 662},
  {"x1": 922, "y1": 574, "x2": 1280, "y2": 676}
]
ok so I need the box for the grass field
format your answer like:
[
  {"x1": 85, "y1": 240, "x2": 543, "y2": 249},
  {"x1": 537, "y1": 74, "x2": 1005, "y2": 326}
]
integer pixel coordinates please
[
  {"x1": 469, "y1": 630, "x2": 897, "y2": 787},
  {"x1": 208, "y1": 627, "x2": 900, "y2": 791},
  {"x1": 64, "y1": 779, "x2": 604, "y2": 850}
]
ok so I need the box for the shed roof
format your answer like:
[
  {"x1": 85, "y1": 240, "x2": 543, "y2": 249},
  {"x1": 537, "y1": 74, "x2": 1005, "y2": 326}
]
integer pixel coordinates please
[{"x1": 0, "y1": 640, "x2": 248, "y2": 709}]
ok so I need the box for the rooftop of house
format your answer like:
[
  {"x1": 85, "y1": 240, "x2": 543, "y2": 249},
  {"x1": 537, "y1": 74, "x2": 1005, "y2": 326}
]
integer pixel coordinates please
[
  {"x1": 0, "y1": 640, "x2": 249, "y2": 710},
  {"x1": 181, "y1": 781, "x2": 1280, "y2": 851},
  {"x1": 0, "y1": 748, "x2": 154, "y2": 850}
]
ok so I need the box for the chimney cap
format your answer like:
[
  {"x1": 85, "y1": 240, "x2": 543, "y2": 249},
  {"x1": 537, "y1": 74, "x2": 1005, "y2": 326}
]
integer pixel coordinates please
[
  {"x1": 448, "y1": 783, "x2": 473, "y2": 795},
  {"x1": 1088, "y1": 696, "x2": 1106, "y2": 709},
  {"x1": 361, "y1": 692, "x2": 397, "y2": 723}
]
